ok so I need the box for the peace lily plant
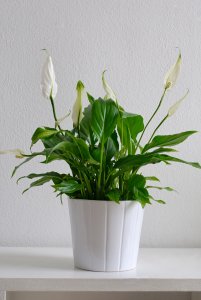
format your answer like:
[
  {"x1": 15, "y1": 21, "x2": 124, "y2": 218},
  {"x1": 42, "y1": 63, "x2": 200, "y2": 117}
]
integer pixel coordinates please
[{"x1": 1, "y1": 51, "x2": 200, "y2": 208}]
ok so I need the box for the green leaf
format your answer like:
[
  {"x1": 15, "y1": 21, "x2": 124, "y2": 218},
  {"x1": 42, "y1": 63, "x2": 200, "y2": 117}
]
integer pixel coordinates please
[
  {"x1": 47, "y1": 141, "x2": 79, "y2": 159},
  {"x1": 147, "y1": 185, "x2": 175, "y2": 192},
  {"x1": 91, "y1": 98, "x2": 119, "y2": 144},
  {"x1": 91, "y1": 147, "x2": 101, "y2": 162},
  {"x1": 117, "y1": 112, "x2": 144, "y2": 154},
  {"x1": 128, "y1": 174, "x2": 146, "y2": 190},
  {"x1": 149, "y1": 195, "x2": 166, "y2": 204},
  {"x1": 87, "y1": 92, "x2": 95, "y2": 104},
  {"x1": 80, "y1": 105, "x2": 94, "y2": 143},
  {"x1": 31, "y1": 127, "x2": 58, "y2": 147},
  {"x1": 155, "y1": 199, "x2": 166, "y2": 204},
  {"x1": 148, "y1": 148, "x2": 178, "y2": 154},
  {"x1": 41, "y1": 134, "x2": 65, "y2": 149},
  {"x1": 114, "y1": 154, "x2": 162, "y2": 172},
  {"x1": 22, "y1": 176, "x2": 53, "y2": 194},
  {"x1": 12, "y1": 150, "x2": 47, "y2": 177},
  {"x1": 154, "y1": 154, "x2": 201, "y2": 169},
  {"x1": 53, "y1": 180, "x2": 82, "y2": 194},
  {"x1": 17, "y1": 172, "x2": 65, "y2": 184},
  {"x1": 114, "y1": 152, "x2": 201, "y2": 173},
  {"x1": 143, "y1": 131, "x2": 197, "y2": 152},
  {"x1": 126, "y1": 174, "x2": 151, "y2": 207},
  {"x1": 70, "y1": 137, "x2": 92, "y2": 161},
  {"x1": 118, "y1": 112, "x2": 144, "y2": 144},
  {"x1": 145, "y1": 176, "x2": 160, "y2": 182},
  {"x1": 105, "y1": 131, "x2": 119, "y2": 161},
  {"x1": 134, "y1": 188, "x2": 151, "y2": 208},
  {"x1": 106, "y1": 189, "x2": 121, "y2": 203}
]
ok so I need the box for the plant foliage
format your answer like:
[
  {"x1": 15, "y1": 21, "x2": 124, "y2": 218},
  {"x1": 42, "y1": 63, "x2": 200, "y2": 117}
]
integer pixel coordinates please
[{"x1": 9, "y1": 55, "x2": 201, "y2": 208}]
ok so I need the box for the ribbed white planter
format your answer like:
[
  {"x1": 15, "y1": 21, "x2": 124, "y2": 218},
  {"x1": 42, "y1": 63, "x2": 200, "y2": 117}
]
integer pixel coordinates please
[{"x1": 68, "y1": 199, "x2": 144, "y2": 272}]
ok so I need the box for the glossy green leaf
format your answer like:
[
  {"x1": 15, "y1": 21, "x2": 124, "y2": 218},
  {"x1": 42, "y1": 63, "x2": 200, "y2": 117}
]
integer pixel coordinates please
[
  {"x1": 117, "y1": 112, "x2": 144, "y2": 154},
  {"x1": 79, "y1": 104, "x2": 93, "y2": 142},
  {"x1": 17, "y1": 172, "x2": 65, "y2": 184},
  {"x1": 118, "y1": 112, "x2": 144, "y2": 144},
  {"x1": 145, "y1": 176, "x2": 160, "y2": 182},
  {"x1": 12, "y1": 150, "x2": 47, "y2": 177},
  {"x1": 115, "y1": 151, "x2": 201, "y2": 173},
  {"x1": 91, "y1": 98, "x2": 119, "y2": 144},
  {"x1": 147, "y1": 185, "x2": 175, "y2": 191},
  {"x1": 114, "y1": 153, "x2": 162, "y2": 172},
  {"x1": 22, "y1": 176, "x2": 53, "y2": 194},
  {"x1": 106, "y1": 189, "x2": 121, "y2": 203},
  {"x1": 154, "y1": 154, "x2": 201, "y2": 169},
  {"x1": 87, "y1": 92, "x2": 95, "y2": 104},
  {"x1": 31, "y1": 127, "x2": 58, "y2": 147},
  {"x1": 148, "y1": 148, "x2": 178, "y2": 154},
  {"x1": 128, "y1": 174, "x2": 146, "y2": 190},
  {"x1": 48, "y1": 141, "x2": 79, "y2": 158},
  {"x1": 143, "y1": 131, "x2": 197, "y2": 152},
  {"x1": 105, "y1": 131, "x2": 119, "y2": 161},
  {"x1": 53, "y1": 180, "x2": 82, "y2": 194}
]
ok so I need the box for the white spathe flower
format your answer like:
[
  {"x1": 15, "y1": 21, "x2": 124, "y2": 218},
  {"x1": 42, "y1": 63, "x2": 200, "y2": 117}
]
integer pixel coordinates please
[
  {"x1": 102, "y1": 70, "x2": 116, "y2": 101},
  {"x1": 0, "y1": 149, "x2": 25, "y2": 159},
  {"x1": 164, "y1": 51, "x2": 181, "y2": 90},
  {"x1": 168, "y1": 89, "x2": 189, "y2": 117},
  {"x1": 41, "y1": 54, "x2": 58, "y2": 99},
  {"x1": 72, "y1": 81, "x2": 85, "y2": 127}
]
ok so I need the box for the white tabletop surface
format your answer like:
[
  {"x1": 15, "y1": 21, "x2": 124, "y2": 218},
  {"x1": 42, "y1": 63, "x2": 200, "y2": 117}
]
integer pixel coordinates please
[{"x1": 0, "y1": 247, "x2": 201, "y2": 292}]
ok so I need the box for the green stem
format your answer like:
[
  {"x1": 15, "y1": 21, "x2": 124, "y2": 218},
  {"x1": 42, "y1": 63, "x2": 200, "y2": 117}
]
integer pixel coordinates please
[
  {"x1": 142, "y1": 114, "x2": 168, "y2": 154},
  {"x1": 78, "y1": 171, "x2": 85, "y2": 198},
  {"x1": 83, "y1": 173, "x2": 93, "y2": 198},
  {"x1": 50, "y1": 95, "x2": 62, "y2": 132},
  {"x1": 119, "y1": 175, "x2": 123, "y2": 194},
  {"x1": 135, "y1": 88, "x2": 167, "y2": 153},
  {"x1": 97, "y1": 141, "x2": 105, "y2": 198}
]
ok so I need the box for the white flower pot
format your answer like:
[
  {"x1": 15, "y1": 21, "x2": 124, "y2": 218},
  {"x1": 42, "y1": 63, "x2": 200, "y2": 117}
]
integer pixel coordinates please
[{"x1": 68, "y1": 199, "x2": 144, "y2": 272}]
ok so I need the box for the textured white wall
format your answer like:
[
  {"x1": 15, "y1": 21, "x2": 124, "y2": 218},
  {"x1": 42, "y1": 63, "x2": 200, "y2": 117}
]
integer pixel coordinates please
[{"x1": 0, "y1": 0, "x2": 201, "y2": 247}]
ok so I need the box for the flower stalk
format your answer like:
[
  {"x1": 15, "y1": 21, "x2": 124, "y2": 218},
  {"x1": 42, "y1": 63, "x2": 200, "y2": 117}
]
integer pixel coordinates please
[{"x1": 135, "y1": 88, "x2": 167, "y2": 153}]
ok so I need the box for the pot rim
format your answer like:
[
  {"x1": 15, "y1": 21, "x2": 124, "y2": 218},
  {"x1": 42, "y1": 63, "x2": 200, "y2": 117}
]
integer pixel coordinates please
[{"x1": 68, "y1": 198, "x2": 141, "y2": 203}]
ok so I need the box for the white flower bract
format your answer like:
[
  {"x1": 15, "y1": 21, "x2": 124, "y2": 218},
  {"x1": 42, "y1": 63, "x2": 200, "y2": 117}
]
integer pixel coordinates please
[
  {"x1": 102, "y1": 70, "x2": 116, "y2": 101},
  {"x1": 164, "y1": 52, "x2": 181, "y2": 90},
  {"x1": 0, "y1": 149, "x2": 25, "y2": 159},
  {"x1": 168, "y1": 89, "x2": 189, "y2": 117},
  {"x1": 72, "y1": 81, "x2": 85, "y2": 127},
  {"x1": 41, "y1": 55, "x2": 58, "y2": 99}
]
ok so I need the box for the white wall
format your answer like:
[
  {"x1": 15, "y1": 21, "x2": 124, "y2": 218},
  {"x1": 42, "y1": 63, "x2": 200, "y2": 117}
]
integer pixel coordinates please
[{"x1": 0, "y1": 0, "x2": 201, "y2": 247}]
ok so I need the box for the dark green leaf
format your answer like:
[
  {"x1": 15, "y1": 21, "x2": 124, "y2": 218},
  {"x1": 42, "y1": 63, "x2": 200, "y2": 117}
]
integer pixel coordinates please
[
  {"x1": 105, "y1": 131, "x2": 119, "y2": 161},
  {"x1": 87, "y1": 92, "x2": 95, "y2": 104},
  {"x1": 22, "y1": 176, "x2": 53, "y2": 194},
  {"x1": 91, "y1": 98, "x2": 119, "y2": 144},
  {"x1": 53, "y1": 180, "x2": 82, "y2": 194},
  {"x1": 106, "y1": 189, "x2": 121, "y2": 203},
  {"x1": 147, "y1": 185, "x2": 175, "y2": 192},
  {"x1": 154, "y1": 154, "x2": 201, "y2": 169},
  {"x1": 145, "y1": 176, "x2": 160, "y2": 182},
  {"x1": 143, "y1": 131, "x2": 197, "y2": 152},
  {"x1": 80, "y1": 105, "x2": 95, "y2": 143},
  {"x1": 115, "y1": 152, "x2": 201, "y2": 173},
  {"x1": 31, "y1": 127, "x2": 58, "y2": 147},
  {"x1": 128, "y1": 174, "x2": 146, "y2": 190},
  {"x1": 114, "y1": 154, "x2": 162, "y2": 172},
  {"x1": 17, "y1": 172, "x2": 64, "y2": 184},
  {"x1": 148, "y1": 148, "x2": 178, "y2": 154},
  {"x1": 12, "y1": 150, "x2": 47, "y2": 177},
  {"x1": 155, "y1": 199, "x2": 166, "y2": 204},
  {"x1": 118, "y1": 112, "x2": 144, "y2": 146}
]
